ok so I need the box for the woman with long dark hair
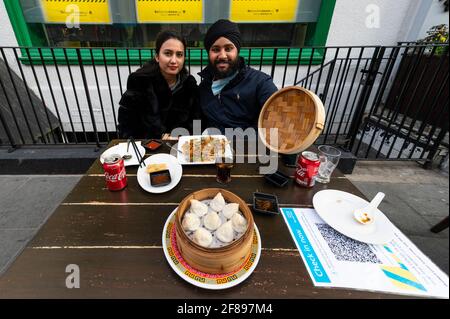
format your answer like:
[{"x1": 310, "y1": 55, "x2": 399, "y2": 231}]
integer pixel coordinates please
[{"x1": 118, "y1": 31, "x2": 200, "y2": 139}]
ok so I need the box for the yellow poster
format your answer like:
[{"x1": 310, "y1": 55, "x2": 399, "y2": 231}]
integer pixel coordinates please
[
  {"x1": 136, "y1": 0, "x2": 203, "y2": 23},
  {"x1": 41, "y1": 0, "x2": 111, "y2": 24},
  {"x1": 231, "y1": 0, "x2": 298, "y2": 22}
]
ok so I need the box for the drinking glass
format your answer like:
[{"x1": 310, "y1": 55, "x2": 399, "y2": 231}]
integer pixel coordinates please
[
  {"x1": 215, "y1": 155, "x2": 234, "y2": 184},
  {"x1": 315, "y1": 145, "x2": 341, "y2": 184}
]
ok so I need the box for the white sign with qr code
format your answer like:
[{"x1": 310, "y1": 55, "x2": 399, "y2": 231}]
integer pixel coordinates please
[{"x1": 281, "y1": 208, "x2": 449, "y2": 299}]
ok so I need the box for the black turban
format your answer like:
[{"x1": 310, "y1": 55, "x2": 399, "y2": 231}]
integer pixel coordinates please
[{"x1": 204, "y1": 19, "x2": 242, "y2": 52}]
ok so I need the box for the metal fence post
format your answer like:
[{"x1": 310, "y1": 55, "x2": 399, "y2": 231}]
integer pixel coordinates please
[
  {"x1": 0, "y1": 103, "x2": 17, "y2": 151},
  {"x1": 423, "y1": 122, "x2": 449, "y2": 169},
  {"x1": 270, "y1": 48, "x2": 278, "y2": 80},
  {"x1": 76, "y1": 48, "x2": 101, "y2": 149},
  {"x1": 344, "y1": 47, "x2": 384, "y2": 152}
]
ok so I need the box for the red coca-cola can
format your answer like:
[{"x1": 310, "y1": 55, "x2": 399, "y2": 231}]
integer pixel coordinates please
[
  {"x1": 295, "y1": 151, "x2": 320, "y2": 188},
  {"x1": 102, "y1": 154, "x2": 127, "y2": 191}
]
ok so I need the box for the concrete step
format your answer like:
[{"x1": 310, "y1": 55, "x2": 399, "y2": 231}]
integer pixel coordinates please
[{"x1": 0, "y1": 145, "x2": 105, "y2": 174}]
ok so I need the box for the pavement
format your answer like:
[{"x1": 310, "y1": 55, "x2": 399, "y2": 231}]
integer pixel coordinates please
[
  {"x1": 346, "y1": 161, "x2": 449, "y2": 275},
  {"x1": 0, "y1": 161, "x2": 448, "y2": 285},
  {"x1": 0, "y1": 175, "x2": 82, "y2": 275}
]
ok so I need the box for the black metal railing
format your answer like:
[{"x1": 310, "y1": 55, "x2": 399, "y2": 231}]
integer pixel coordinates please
[
  {"x1": 0, "y1": 44, "x2": 448, "y2": 165},
  {"x1": 294, "y1": 44, "x2": 449, "y2": 165}
]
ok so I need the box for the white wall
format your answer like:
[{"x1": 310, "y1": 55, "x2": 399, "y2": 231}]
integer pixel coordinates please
[
  {"x1": 418, "y1": 0, "x2": 449, "y2": 40},
  {"x1": 327, "y1": 0, "x2": 416, "y2": 46},
  {"x1": 0, "y1": 0, "x2": 19, "y2": 46},
  {"x1": 326, "y1": 0, "x2": 449, "y2": 46}
]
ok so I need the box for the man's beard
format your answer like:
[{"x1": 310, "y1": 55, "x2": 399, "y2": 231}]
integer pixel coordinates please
[{"x1": 210, "y1": 57, "x2": 239, "y2": 80}]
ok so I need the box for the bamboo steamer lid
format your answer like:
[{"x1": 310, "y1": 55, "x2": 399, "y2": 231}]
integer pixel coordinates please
[{"x1": 258, "y1": 86, "x2": 326, "y2": 154}]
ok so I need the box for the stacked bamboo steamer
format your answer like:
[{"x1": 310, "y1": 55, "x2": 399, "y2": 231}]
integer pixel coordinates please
[
  {"x1": 258, "y1": 86, "x2": 326, "y2": 154},
  {"x1": 175, "y1": 188, "x2": 254, "y2": 274}
]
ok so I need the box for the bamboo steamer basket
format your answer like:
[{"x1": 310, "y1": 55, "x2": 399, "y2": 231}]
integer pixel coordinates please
[
  {"x1": 258, "y1": 86, "x2": 326, "y2": 154},
  {"x1": 175, "y1": 188, "x2": 255, "y2": 274}
]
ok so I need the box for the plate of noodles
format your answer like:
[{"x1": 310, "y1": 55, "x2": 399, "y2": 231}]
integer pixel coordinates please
[{"x1": 177, "y1": 135, "x2": 232, "y2": 165}]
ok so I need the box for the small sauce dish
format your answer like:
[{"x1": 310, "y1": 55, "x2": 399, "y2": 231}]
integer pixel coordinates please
[
  {"x1": 253, "y1": 192, "x2": 280, "y2": 215},
  {"x1": 143, "y1": 139, "x2": 163, "y2": 151},
  {"x1": 149, "y1": 169, "x2": 172, "y2": 187}
]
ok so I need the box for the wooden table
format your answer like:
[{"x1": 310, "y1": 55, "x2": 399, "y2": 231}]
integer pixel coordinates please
[{"x1": 0, "y1": 140, "x2": 406, "y2": 299}]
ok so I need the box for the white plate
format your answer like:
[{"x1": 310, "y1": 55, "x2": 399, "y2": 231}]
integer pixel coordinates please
[
  {"x1": 162, "y1": 208, "x2": 261, "y2": 290},
  {"x1": 100, "y1": 142, "x2": 145, "y2": 167},
  {"x1": 176, "y1": 135, "x2": 233, "y2": 165},
  {"x1": 312, "y1": 190, "x2": 395, "y2": 245},
  {"x1": 137, "y1": 154, "x2": 182, "y2": 194}
]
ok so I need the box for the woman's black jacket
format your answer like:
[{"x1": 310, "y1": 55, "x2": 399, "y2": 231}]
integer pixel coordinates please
[{"x1": 118, "y1": 60, "x2": 200, "y2": 139}]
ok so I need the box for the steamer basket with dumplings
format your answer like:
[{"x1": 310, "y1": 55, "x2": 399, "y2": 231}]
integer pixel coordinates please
[
  {"x1": 175, "y1": 188, "x2": 255, "y2": 274},
  {"x1": 258, "y1": 86, "x2": 326, "y2": 154}
]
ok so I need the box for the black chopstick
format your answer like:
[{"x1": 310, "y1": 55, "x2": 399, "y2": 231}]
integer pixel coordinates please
[
  {"x1": 135, "y1": 141, "x2": 147, "y2": 167},
  {"x1": 130, "y1": 137, "x2": 144, "y2": 168},
  {"x1": 132, "y1": 138, "x2": 144, "y2": 168},
  {"x1": 138, "y1": 152, "x2": 147, "y2": 167},
  {"x1": 132, "y1": 139, "x2": 144, "y2": 168}
]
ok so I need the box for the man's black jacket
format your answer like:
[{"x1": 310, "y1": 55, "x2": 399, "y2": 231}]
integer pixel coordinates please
[{"x1": 198, "y1": 57, "x2": 278, "y2": 133}]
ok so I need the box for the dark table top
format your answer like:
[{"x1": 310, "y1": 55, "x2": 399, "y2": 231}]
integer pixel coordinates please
[{"x1": 0, "y1": 140, "x2": 408, "y2": 298}]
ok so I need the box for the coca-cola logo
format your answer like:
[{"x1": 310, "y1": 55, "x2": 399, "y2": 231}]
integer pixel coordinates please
[
  {"x1": 105, "y1": 167, "x2": 126, "y2": 182},
  {"x1": 296, "y1": 166, "x2": 307, "y2": 177}
]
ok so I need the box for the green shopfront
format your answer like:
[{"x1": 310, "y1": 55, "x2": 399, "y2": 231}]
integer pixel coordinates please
[{"x1": 5, "y1": 0, "x2": 335, "y2": 49}]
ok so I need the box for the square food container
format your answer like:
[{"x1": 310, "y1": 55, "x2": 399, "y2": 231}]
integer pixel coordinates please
[
  {"x1": 264, "y1": 171, "x2": 290, "y2": 187},
  {"x1": 143, "y1": 139, "x2": 163, "y2": 151},
  {"x1": 149, "y1": 169, "x2": 172, "y2": 187},
  {"x1": 252, "y1": 192, "x2": 280, "y2": 215}
]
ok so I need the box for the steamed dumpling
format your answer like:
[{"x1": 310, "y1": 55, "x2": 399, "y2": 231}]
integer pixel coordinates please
[
  {"x1": 193, "y1": 227, "x2": 213, "y2": 247},
  {"x1": 210, "y1": 192, "x2": 226, "y2": 212},
  {"x1": 216, "y1": 221, "x2": 234, "y2": 243},
  {"x1": 190, "y1": 199, "x2": 208, "y2": 217},
  {"x1": 231, "y1": 213, "x2": 248, "y2": 233},
  {"x1": 222, "y1": 203, "x2": 239, "y2": 219},
  {"x1": 203, "y1": 212, "x2": 222, "y2": 231},
  {"x1": 182, "y1": 213, "x2": 201, "y2": 232}
]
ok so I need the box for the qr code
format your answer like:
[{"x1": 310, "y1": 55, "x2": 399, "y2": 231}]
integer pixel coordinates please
[{"x1": 316, "y1": 223, "x2": 381, "y2": 264}]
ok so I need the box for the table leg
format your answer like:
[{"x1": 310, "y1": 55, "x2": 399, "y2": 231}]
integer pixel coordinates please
[{"x1": 430, "y1": 216, "x2": 449, "y2": 233}]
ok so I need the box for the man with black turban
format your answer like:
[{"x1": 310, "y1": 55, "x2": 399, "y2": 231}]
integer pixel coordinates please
[{"x1": 198, "y1": 19, "x2": 278, "y2": 133}]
